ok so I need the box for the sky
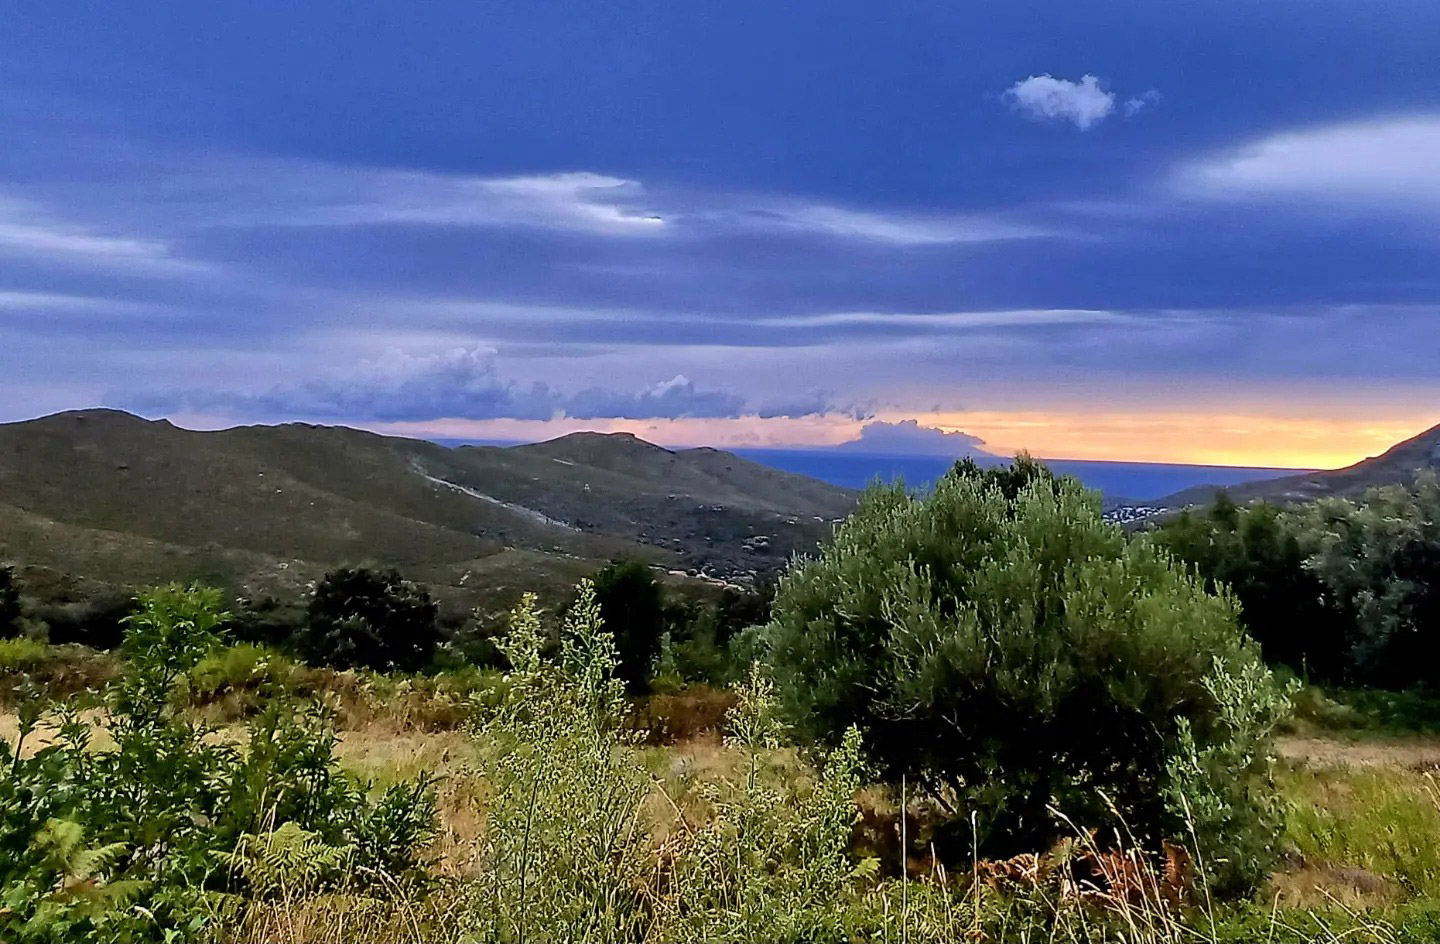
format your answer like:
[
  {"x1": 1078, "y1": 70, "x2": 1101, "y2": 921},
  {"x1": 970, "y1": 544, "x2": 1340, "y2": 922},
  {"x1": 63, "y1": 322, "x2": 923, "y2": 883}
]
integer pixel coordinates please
[{"x1": 3, "y1": 0, "x2": 1439, "y2": 467}]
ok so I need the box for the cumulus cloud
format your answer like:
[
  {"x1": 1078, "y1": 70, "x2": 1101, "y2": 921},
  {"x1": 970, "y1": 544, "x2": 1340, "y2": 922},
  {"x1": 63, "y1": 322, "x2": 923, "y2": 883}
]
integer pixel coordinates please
[
  {"x1": 752, "y1": 388, "x2": 874, "y2": 420},
  {"x1": 116, "y1": 347, "x2": 860, "y2": 422},
  {"x1": 1176, "y1": 114, "x2": 1440, "y2": 208},
  {"x1": 564, "y1": 374, "x2": 745, "y2": 419},
  {"x1": 837, "y1": 419, "x2": 993, "y2": 457},
  {"x1": 1005, "y1": 74, "x2": 1115, "y2": 130}
]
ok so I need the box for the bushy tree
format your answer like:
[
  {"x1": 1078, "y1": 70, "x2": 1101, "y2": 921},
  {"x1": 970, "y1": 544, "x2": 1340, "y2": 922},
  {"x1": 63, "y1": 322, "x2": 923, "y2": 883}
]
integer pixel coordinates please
[
  {"x1": 1153, "y1": 496, "x2": 1346, "y2": 681},
  {"x1": 763, "y1": 460, "x2": 1288, "y2": 888},
  {"x1": 0, "y1": 564, "x2": 20, "y2": 639},
  {"x1": 298, "y1": 568, "x2": 440, "y2": 672},
  {"x1": 1158, "y1": 475, "x2": 1440, "y2": 689},
  {"x1": 589, "y1": 559, "x2": 667, "y2": 693},
  {"x1": 1288, "y1": 473, "x2": 1440, "y2": 688}
]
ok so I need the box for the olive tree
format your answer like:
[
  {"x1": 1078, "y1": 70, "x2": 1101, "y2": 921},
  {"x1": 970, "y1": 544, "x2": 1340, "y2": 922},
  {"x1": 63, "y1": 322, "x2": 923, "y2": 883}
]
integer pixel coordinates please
[{"x1": 763, "y1": 460, "x2": 1289, "y2": 891}]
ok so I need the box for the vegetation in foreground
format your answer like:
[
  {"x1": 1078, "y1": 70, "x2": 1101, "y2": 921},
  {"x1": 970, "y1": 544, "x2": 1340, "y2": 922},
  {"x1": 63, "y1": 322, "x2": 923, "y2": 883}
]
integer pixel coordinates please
[{"x1": 3, "y1": 460, "x2": 1440, "y2": 941}]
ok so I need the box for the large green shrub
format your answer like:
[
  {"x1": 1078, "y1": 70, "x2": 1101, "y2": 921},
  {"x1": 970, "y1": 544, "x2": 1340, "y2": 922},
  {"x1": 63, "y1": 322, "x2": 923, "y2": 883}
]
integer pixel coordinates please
[
  {"x1": 298, "y1": 568, "x2": 440, "y2": 672},
  {"x1": 762, "y1": 459, "x2": 1288, "y2": 889}
]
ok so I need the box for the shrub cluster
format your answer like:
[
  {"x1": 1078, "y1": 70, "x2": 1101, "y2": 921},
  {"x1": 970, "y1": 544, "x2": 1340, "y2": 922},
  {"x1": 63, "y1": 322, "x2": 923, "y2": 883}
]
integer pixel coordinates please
[
  {"x1": 0, "y1": 584, "x2": 437, "y2": 942},
  {"x1": 580, "y1": 559, "x2": 772, "y2": 693},
  {"x1": 1154, "y1": 472, "x2": 1440, "y2": 688}
]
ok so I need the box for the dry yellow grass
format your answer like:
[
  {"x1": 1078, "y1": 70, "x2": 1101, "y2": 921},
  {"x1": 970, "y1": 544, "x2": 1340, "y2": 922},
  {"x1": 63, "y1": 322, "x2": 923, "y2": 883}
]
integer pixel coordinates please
[{"x1": 1278, "y1": 734, "x2": 1440, "y2": 769}]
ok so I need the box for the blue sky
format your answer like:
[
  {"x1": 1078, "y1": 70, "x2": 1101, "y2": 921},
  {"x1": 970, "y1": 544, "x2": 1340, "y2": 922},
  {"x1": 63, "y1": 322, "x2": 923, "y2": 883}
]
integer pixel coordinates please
[{"x1": 3, "y1": 0, "x2": 1439, "y2": 465}]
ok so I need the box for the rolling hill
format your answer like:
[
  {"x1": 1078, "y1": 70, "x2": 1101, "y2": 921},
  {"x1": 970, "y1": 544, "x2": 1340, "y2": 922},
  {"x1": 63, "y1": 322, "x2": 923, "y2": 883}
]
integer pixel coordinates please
[{"x1": 0, "y1": 410, "x2": 856, "y2": 614}]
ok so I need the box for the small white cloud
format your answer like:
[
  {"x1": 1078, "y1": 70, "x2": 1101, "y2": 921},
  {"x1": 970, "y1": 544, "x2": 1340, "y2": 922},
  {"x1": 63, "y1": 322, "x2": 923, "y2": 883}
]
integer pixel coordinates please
[
  {"x1": 1176, "y1": 114, "x2": 1440, "y2": 208},
  {"x1": 1124, "y1": 90, "x2": 1162, "y2": 118},
  {"x1": 1005, "y1": 74, "x2": 1115, "y2": 130}
]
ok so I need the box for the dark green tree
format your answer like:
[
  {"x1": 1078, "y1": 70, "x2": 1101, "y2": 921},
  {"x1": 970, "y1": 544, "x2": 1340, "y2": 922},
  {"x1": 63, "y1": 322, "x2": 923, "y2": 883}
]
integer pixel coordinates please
[
  {"x1": 763, "y1": 460, "x2": 1288, "y2": 890},
  {"x1": 589, "y1": 560, "x2": 667, "y2": 693},
  {"x1": 298, "y1": 568, "x2": 440, "y2": 672},
  {"x1": 0, "y1": 564, "x2": 20, "y2": 639},
  {"x1": 1153, "y1": 499, "x2": 1346, "y2": 682}
]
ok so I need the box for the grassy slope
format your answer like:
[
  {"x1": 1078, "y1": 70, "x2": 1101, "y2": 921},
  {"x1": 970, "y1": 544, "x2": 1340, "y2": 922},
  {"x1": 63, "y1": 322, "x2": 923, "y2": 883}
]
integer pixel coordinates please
[{"x1": 0, "y1": 410, "x2": 855, "y2": 609}]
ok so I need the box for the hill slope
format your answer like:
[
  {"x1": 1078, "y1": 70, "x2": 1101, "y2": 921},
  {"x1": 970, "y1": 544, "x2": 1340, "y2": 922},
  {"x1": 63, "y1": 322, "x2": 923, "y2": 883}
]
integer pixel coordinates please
[
  {"x1": 1153, "y1": 421, "x2": 1440, "y2": 511},
  {"x1": 0, "y1": 410, "x2": 855, "y2": 610}
]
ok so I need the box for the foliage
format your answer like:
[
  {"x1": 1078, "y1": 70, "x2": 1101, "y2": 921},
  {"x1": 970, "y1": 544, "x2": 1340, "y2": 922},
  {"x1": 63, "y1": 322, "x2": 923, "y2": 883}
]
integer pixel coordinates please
[
  {"x1": 0, "y1": 565, "x2": 20, "y2": 640},
  {"x1": 0, "y1": 583, "x2": 438, "y2": 942},
  {"x1": 0, "y1": 637, "x2": 51, "y2": 674},
  {"x1": 1153, "y1": 496, "x2": 1346, "y2": 681},
  {"x1": 1288, "y1": 473, "x2": 1440, "y2": 689},
  {"x1": 763, "y1": 458, "x2": 1285, "y2": 888},
  {"x1": 649, "y1": 666, "x2": 870, "y2": 943},
  {"x1": 29, "y1": 591, "x2": 137, "y2": 650},
  {"x1": 657, "y1": 581, "x2": 778, "y2": 687},
  {"x1": 298, "y1": 568, "x2": 441, "y2": 672},
  {"x1": 186, "y1": 643, "x2": 302, "y2": 714},
  {"x1": 587, "y1": 559, "x2": 668, "y2": 693},
  {"x1": 1155, "y1": 474, "x2": 1440, "y2": 689},
  {"x1": 1163, "y1": 658, "x2": 1294, "y2": 896},
  {"x1": 469, "y1": 585, "x2": 877, "y2": 943},
  {"x1": 1291, "y1": 685, "x2": 1440, "y2": 737}
]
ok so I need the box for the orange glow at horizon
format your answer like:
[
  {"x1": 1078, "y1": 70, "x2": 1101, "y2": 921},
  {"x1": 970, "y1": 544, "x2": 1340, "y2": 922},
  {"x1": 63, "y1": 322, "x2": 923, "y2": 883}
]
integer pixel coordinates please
[{"x1": 911, "y1": 411, "x2": 1437, "y2": 469}]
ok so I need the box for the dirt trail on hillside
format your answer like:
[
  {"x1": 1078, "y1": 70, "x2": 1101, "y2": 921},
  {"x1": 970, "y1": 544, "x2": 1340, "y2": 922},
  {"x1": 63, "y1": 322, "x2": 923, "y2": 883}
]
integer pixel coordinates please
[{"x1": 1278, "y1": 735, "x2": 1440, "y2": 769}]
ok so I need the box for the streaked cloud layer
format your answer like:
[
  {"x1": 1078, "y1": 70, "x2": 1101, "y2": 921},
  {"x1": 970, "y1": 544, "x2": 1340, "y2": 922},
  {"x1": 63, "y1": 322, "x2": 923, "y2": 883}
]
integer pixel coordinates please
[{"x1": 2, "y1": 1, "x2": 1438, "y2": 466}]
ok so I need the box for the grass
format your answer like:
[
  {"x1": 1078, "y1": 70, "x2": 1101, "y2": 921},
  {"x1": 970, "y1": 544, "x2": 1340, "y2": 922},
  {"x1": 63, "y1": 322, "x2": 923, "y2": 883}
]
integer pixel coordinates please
[
  {"x1": 1278, "y1": 762, "x2": 1440, "y2": 905},
  {"x1": 0, "y1": 635, "x2": 50, "y2": 671}
]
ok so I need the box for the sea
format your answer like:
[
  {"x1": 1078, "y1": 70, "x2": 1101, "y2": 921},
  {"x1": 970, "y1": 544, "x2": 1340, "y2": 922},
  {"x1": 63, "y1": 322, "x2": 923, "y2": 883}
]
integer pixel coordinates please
[
  {"x1": 731, "y1": 450, "x2": 1308, "y2": 502},
  {"x1": 430, "y1": 436, "x2": 1307, "y2": 504}
]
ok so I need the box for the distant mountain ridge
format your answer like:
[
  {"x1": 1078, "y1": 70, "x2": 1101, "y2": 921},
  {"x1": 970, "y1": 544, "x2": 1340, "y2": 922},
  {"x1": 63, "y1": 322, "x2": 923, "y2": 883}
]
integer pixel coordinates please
[{"x1": 0, "y1": 410, "x2": 855, "y2": 614}]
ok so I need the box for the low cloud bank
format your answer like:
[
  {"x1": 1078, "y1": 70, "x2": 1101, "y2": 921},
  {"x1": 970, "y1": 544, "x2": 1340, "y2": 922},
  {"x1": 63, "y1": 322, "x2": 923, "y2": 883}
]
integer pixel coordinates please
[
  {"x1": 116, "y1": 347, "x2": 865, "y2": 423},
  {"x1": 837, "y1": 420, "x2": 993, "y2": 457}
]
